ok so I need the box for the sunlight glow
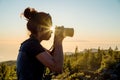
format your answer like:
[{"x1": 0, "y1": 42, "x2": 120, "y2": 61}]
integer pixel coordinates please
[{"x1": 50, "y1": 26, "x2": 55, "y2": 33}]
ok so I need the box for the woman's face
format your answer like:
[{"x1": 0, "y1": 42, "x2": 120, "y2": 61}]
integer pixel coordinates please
[
  {"x1": 40, "y1": 26, "x2": 52, "y2": 40},
  {"x1": 37, "y1": 17, "x2": 53, "y2": 40}
]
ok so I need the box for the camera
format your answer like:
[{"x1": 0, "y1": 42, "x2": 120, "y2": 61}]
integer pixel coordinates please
[{"x1": 55, "y1": 26, "x2": 74, "y2": 37}]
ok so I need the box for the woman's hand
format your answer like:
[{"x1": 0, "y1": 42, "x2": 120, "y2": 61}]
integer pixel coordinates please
[{"x1": 54, "y1": 26, "x2": 65, "y2": 43}]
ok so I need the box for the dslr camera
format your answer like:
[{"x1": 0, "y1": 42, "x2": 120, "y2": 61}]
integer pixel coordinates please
[{"x1": 55, "y1": 26, "x2": 74, "y2": 37}]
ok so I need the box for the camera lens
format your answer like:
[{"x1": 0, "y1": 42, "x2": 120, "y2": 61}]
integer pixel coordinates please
[{"x1": 64, "y1": 28, "x2": 74, "y2": 37}]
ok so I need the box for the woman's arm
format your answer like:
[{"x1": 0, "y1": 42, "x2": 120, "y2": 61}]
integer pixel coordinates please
[
  {"x1": 36, "y1": 27, "x2": 64, "y2": 73},
  {"x1": 36, "y1": 41, "x2": 63, "y2": 73}
]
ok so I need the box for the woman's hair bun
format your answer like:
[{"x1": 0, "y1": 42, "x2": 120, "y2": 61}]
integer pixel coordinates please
[{"x1": 24, "y1": 7, "x2": 37, "y2": 20}]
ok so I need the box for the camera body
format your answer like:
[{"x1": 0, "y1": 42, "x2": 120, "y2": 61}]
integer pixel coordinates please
[{"x1": 55, "y1": 26, "x2": 74, "y2": 37}]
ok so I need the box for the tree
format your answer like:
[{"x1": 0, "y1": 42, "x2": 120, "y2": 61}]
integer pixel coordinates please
[
  {"x1": 83, "y1": 49, "x2": 90, "y2": 69},
  {"x1": 87, "y1": 53, "x2": 97, "y2": 70},
  {"x1": 108, "y1": 47, "x2": 113, "y2": 56},
  {"x1": 75, "y1": 46, "x2": 79, "y2": 60},
  {"x1": 114, "y1": 46, "x2": 118, "y2": 51},
  {"x1": 9, "y1": 65, "x2": 17, "y2": 80},
  {"x1": 95, "y1": 47, "x2": 102, "y2": 69},
  {"x1": 0, "y1": 63, "x2": 10, "y2": 80}
]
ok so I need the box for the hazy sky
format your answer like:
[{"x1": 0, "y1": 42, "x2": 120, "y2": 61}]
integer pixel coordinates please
[
  {"x1": 0, "y1": 0, "x2": 120, "y2": 42},
  {"x1": 0, "y1": 0, "x2": 120, "y2": 61}
]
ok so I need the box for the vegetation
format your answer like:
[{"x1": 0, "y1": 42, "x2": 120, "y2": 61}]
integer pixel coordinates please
[
  {"x1": 52, "y1": 46, "x2": 120, "y2": 80},
  {"x1": 0, "y1": 61, "x2": 17, "y2": 80},
  {"x1": 0, "y1": 46, "x2": 120, "y2": 80}
]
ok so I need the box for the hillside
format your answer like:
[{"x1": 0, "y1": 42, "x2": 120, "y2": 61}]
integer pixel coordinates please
[{"x1": 0, "y1": 60, "x2": 16, "y2": 66}]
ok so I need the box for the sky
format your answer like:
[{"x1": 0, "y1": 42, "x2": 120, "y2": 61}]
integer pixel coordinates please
[{"x1": 0, "y1": 0, "x2": 120, "y2": 61}]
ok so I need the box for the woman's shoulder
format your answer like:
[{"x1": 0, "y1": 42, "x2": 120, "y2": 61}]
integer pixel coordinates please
[
  {"x1": 20, "y1": 38, "x2": 39, "y2": 51},
  {"x1": 22, "y1": 37, "x2": 39, "y2": 45}
]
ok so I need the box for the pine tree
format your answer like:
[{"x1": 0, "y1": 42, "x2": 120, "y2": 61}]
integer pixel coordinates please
[
  {"x1": 0, "y1": 63, "x2": 10, "y2": 80},
  {"x1": 75, "y1": 46, "x2": 79, "y2": 60},
  {"x1": 96, "y1": 47, "x2": 102, "y2": 69},
  {"x1": 108, "y1": 47, "x2": 113, "y2": 56},
  {"x1": 87, "y1": 53, "x2": 97, "y2": 70},
  {"x1": 114, "y1": 46, "x2": 118, "y2": 51},
  {"x1": 83, "y1": 49, "x2": 89, "y2": 69}
]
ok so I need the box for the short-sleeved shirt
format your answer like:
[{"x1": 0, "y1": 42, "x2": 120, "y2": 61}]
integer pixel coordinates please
[{"x1": 17, "y1": 37, "x2": 45, "y2": 80}]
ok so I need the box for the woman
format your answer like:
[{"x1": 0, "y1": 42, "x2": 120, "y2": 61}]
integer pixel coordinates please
[{"x1": 17, "y1": 7, "x2": 64, "y2": 80}]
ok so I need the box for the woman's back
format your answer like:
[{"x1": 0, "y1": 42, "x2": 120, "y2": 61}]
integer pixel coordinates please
[{"x1": 17, "y1": 38, "x2": 45, "y2": 80}]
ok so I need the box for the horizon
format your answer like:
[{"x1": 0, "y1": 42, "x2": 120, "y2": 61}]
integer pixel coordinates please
[
  {"x1": 0, "y1": 40, "x2": 120, "y2": 62},
  {"x1": 0, "y1": 0, "x2": 120, "y2": 62}
]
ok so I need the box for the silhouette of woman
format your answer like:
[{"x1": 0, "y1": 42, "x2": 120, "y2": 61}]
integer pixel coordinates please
[{"x1": 17, "y1": 7, "x2": 64, "y2": 80}]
